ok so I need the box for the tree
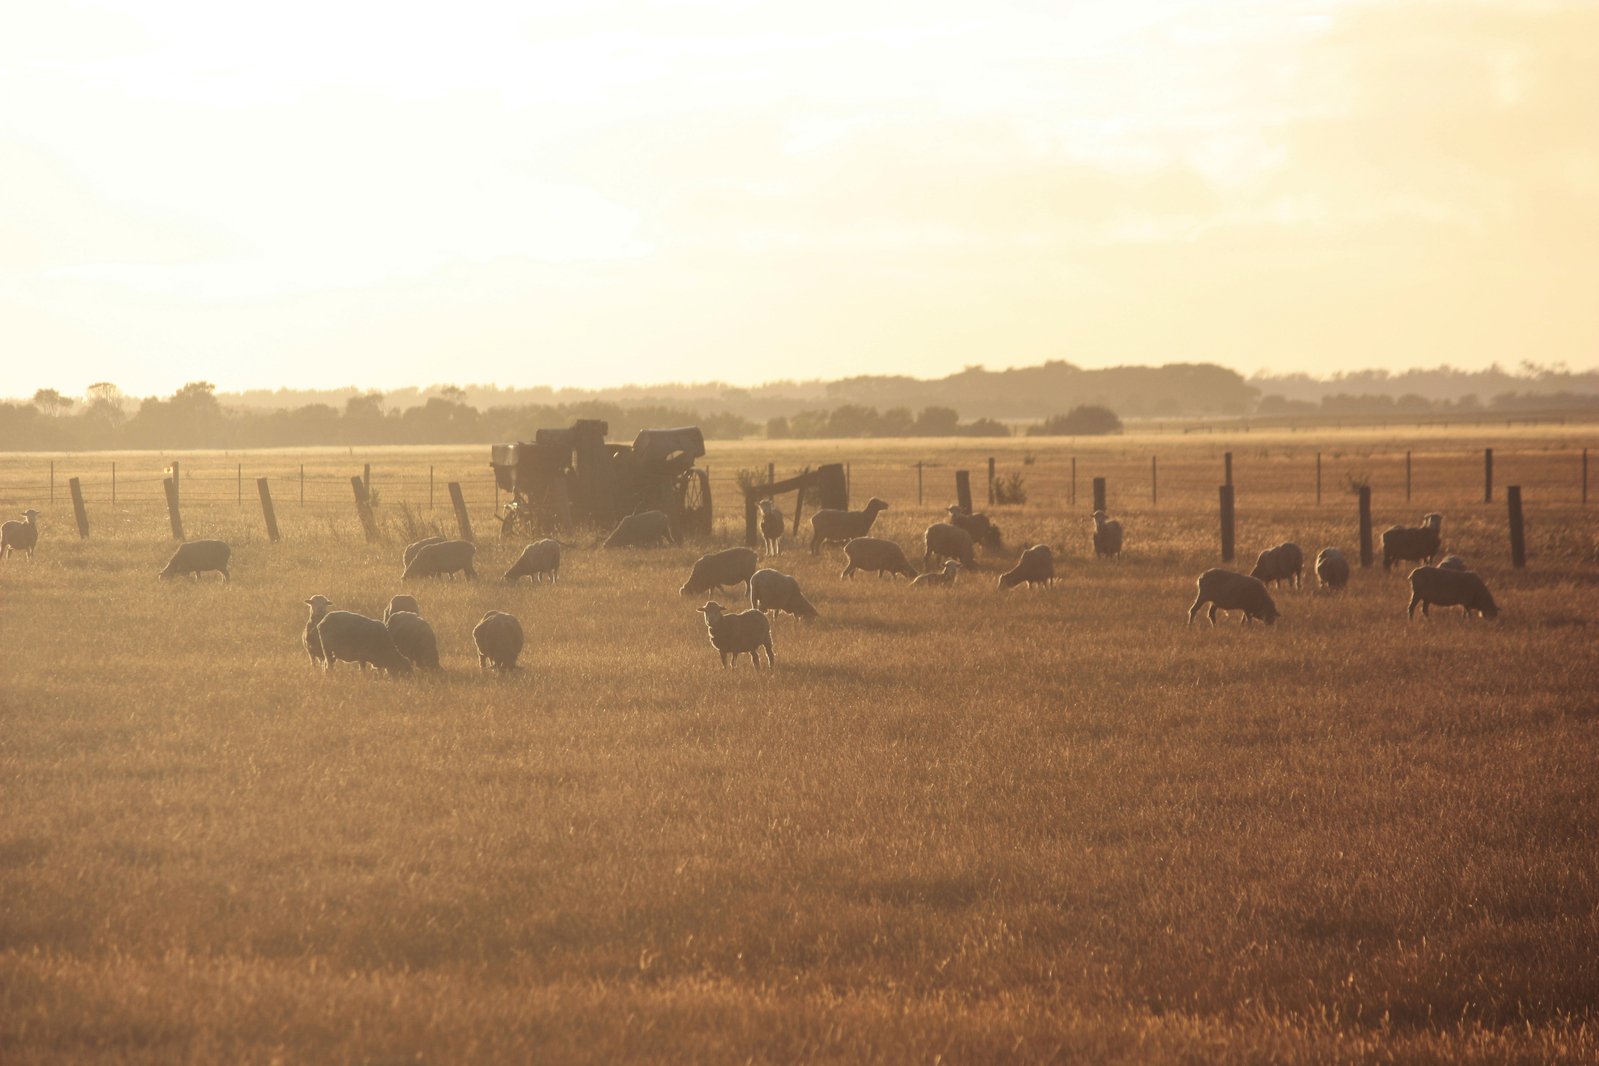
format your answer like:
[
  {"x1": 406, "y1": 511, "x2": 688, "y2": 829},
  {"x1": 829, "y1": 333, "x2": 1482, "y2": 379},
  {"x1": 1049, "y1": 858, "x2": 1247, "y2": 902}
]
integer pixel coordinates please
[
  {"x1": 913, "y1": 406, "x2": 959, "y2": 436},
  {"x1": 32, "y1": 388, "x2": 73, "y2": 415},
  {"x1": 1027, "y1": 405, "x2": 1123, "y2": 436},
  {"x1": 766, "y1": 416, "x2": 791, "y2": 440}
]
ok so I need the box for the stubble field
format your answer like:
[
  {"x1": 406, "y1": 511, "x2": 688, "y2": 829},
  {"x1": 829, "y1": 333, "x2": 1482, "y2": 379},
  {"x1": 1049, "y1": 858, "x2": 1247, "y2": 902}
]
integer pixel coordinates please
[{"x1": 2, "y1": 429, "x2": 1597, "y2": 1063}]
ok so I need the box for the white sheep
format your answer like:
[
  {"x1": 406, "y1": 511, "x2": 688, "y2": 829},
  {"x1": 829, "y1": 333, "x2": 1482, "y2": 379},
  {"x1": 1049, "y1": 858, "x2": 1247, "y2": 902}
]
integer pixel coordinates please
[
  {"x1": 402, "y1": 539, "x2": 476, "y2": 581},
  {"x1": 680, "y1": 546, "x2": 760, "y2": 597},
  {"x1": 997, "y1": 545, "x2": 1055, "y2": 590},
  {"x1": 697, "y1": 601, "x2": 774, "y2": 668},
  {"x1": 1091, "y1": 510, "x2": 1123, "y2": 559},
  {"x1": 473, "y1": 610, "x2": 524, "y2": 670},
  {"x1": 1314, "y1": 547, "x2": 1350, "y2": 590},
  {"x1": 759, "y1": 498, "x2": 785, "y2": 555},
  {"x1": 158, "y1": 540, "x2": 232, "y2": 583},
  {"x1": 383, "y1": 594, "x2": 420, "y2": 622},
  {"x1": 1187, "y1": 569, "x2": 1279, "y2": 627},
  {"x1": 809, "y1": 498, "x2": 888, "y2": 554},
  {"x1": 386, "y1": 611, "x2": 441, "y2": 670},
  {"x1": 749, "y1": 568, "x2": 818, "y2": 621},
  {"x1": 303, "y1": 595, "x2": 333, "y2": 664},
  {"x1": 923, "y1": 522, "x2": 975, "y2": 568},
  {"x1": 911, "y1": 560, "x2": 961, "y2": 589},
  {"x1": 840, "y1": 537, "x2": 919, "y2": 580},
  {"x1": 317, "y1": 611, "x2": 413, "y2": 675},
  {"x1": 504, "y1": 539, "x2": 561, "y2": 584},
  {"x1": 1, "y1": 509, "x2": 41, "y2": 561}
]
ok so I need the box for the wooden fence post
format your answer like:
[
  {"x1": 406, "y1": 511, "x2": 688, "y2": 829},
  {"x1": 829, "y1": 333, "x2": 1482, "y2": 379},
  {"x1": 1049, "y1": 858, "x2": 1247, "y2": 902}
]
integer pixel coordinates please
[
  {"x1": 1508, "y1": 485, "x2": 1525, "y2": 569},
  {"x1": 744, "y1": 491, "x2": 759, "y2": 548},
  {"x1": 768, "y1": 462, "x2": 775, "y2": 486},
  {"x1": 169, "y1": 460, "x2": 179, "y2": 511},
  {"x1": 1484, "y1": 447, "x2": 1493, "y2": 503},
  {"x1": 351, "y1": 476, "x2": 379, "y2": 541},
  {"x1": 258, "y1": 478, "x2": 280, "y2": 543},
  {"x1": 1092, "y1": 477, "x2": 1107, "y2": 513},
  {"x1": 447, "y1": 482, "x2": 474, "y2": 543},
  {"x1": 68, "y1": 477, "x2": 89, "y2": 538},
  {"x1": 987, "y1": 457, "x2": 996, "y2": 505},
  {"x1": 1358, "y1": 486, "x2": 1373, "y2": 569},
  {"x1": 1405, "y1": 450, "x2": 1412, "y2": 502},
  {"x1": 363, "y1": 463, "x2": 371, "y2": 495},
  {"x1": 792, "y1": 484, "x2": 806, "y2": 539},
  {"x1": 1219, "y1": 484, "x2": 1235, "y2": 563},
  {"x1": 1224, "y1": 451, "x2": 1233, "y2": 488},
  {"x1": 1151, "y1": 456, "x2": 1157, "y2": 506},
  {"x1": 955, "y1": 470, "x2": 973, "y2": 514},
  {"x1": 163, "y1": 477, "x2": 185, "y2": 541}
]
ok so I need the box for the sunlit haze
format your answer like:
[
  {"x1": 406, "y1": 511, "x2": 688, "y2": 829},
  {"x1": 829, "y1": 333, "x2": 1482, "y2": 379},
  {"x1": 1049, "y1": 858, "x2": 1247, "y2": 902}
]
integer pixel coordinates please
[{"x1": 5, "y1": 0, "x2": 1596, "y2": 398}]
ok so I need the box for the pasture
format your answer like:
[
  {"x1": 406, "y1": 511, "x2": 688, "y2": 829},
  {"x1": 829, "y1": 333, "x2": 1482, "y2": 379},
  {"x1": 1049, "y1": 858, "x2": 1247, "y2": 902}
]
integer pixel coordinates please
[{"x1": 2, "y1": 429, "x2": 1597, "y2": 1063}]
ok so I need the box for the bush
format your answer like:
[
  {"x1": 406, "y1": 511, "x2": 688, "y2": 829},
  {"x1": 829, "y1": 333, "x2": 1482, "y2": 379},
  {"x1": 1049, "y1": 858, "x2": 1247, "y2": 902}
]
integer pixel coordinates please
[
  {"x1": 1026, "y1": 405, "x2": 1123, "y2": 436},
  {"x1": 993, "y1": 473, "x2": 1027, "y2": 505}
]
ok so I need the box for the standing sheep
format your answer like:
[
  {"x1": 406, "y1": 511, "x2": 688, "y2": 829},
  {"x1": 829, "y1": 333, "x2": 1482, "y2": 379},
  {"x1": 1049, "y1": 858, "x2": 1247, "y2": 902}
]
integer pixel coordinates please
[
  {"x1": 473, "y1": 611, "x2": 524, "y2": 670},
  {"x1": 759, "y1": 499, "x2": 785, "y2": 556},
  {"x1": 1187, "y1": 569, "x2": 1279, "y2": 627},
  {"x1": 317, "y1": 611, "x2": 413, "y2": 676},
  {"x1": 840, "y1": 537, "x2": 919, "y2": 580},
  {"x1": 402, "y1": 536, "x2": 446, "y2": 571},
  {"x1": 697, "y1": 601, "x2": 775, "y2": 668},
  {"x1": 1407, "y1": 566, "x2": 1499, "y2": 621},
  {"x1": 504, "y1": 539, "x2": 561, "y2": 584},
  {"x1": 1314, "y1": 547, "x2": 1350, "y2": 591},
  {"x1": 749, "y1": 568, "x2": 818, "y2": 621},
  {"x1": 383, "y1": 595, "x2": 420, "y2": 622},
  {"x1": 1, "y1": 509, "x2": 41, "y2": 561},
  {"x1": 809, "y1": 498, "x2": 888, "y2": 554},
  {"x1": 946, "y1": 506, "x2": 1002, "y2": 550},
  {"x1": 1382, "y1": 513, "x2": 1443, "y2": 571},
  {"x1": 923, "y1": 522, "x2": 975, "y2": 568},
  {"x1": 603, "y1": 510, "x2": 677, "y2": 549},
  {"x1": 386, "y1": 611, "x2": 442, "y2": 670},
  {"x1": 1091, "y1": 510, "x2": 1123, "y2": 559},
  {"x1": 1250, "y1": 542, "x2": 1304, "y2": 589},
  {"x1": 303, "y1": 595, "x2": 333, "y2": 664},
  {"x1": 997, "y1": 544, "x2": 1055, "y2": 590},
  {"x1": 402, "y1": 539, "x2": 476, "y2": 581},
  {"x1": 680, "y1": 547, "x2": 760, "y2": 597},
  {"x1": 911, "y1": 560, "x2": 961, "y2": 588},
  {"x1": 158, "y1": 540, "x2": 232, "y2": 583}
]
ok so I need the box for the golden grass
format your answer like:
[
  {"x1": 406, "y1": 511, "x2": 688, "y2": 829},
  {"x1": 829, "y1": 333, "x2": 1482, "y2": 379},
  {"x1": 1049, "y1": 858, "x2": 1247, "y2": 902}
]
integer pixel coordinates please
[{"x1": 2, "y1": 430, "x2": 1597, "y2": 1062}]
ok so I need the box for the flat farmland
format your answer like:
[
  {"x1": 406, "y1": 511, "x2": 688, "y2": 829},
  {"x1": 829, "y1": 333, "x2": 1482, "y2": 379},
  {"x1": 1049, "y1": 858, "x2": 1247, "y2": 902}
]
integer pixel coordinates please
[{"x1": 2, "y1": 429, "x2": 1597, "y2": 1063}]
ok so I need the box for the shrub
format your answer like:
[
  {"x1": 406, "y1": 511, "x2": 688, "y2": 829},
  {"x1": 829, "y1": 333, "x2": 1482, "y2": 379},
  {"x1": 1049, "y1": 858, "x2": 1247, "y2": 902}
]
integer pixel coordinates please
[{"x1": 1027, "y1": 405, "x2": 1122, "y2": 436}]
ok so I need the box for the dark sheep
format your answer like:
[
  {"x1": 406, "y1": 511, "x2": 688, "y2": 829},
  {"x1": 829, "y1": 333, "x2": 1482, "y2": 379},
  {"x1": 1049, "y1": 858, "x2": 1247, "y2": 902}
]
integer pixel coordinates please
[
  {"x1": 386, "y1": 611, "x2": 441, "y2": 670},
  {"x1": 1314, "y1": 548, "x2": 1350, "y2": 590},
  {"x1": 1407, "y1": 566, "x2": 1499, "y2": 621},
  {"x1": 810, "y1": 498, "x2": 888, "y2": 554},
  {"x1": 317, "y1": 611, "x2": 412, "y2": 675},
  {"x1": 1250, "y1": 542, "x2": 1304, "y2": 589},
  {"x1": 997, "y1": 545, "x2": 1055, "y2": 590},
  {"x1": 1187, "y1": 569, "x2": 1279, "y2": 627},
  {"x1": 1091, "y1": 510, "x2": 1123, "y2": 558},
  {"x1": 473, "y1": 611, "x2": 524, "y2": 670},
  {"x1": 1382, "y1": 513, "x2": 1443, "y2": 571},
  {"x1": 402, "y1": 540, "x2": 476, "y2": 581}
]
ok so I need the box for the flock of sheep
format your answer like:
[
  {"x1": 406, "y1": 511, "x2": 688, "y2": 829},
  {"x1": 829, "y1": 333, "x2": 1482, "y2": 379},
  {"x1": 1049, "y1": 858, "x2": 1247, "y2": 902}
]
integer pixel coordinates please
[{"x1": 1, "y1": 491, "x2": 1499, "y2": 677}]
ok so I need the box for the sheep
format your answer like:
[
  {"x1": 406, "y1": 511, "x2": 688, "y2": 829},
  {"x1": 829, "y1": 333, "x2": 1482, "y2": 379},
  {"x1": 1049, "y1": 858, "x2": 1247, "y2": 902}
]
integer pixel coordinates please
[
  {"x1": 1187, "y1": 569, "x2": 1279, "y2": 627},
  {"x1": 759, "y1": 498, "x2": 785, "y2": 555},
  {"x1": 504, "y1": 539, "x2": 561, "y2": 584},
  {"x1": 1382, "y1": 513, "x2": 1443, "y2": 572},
  {"x1": 680, "y1": 546, "x2": 759, "y2": 597},
  {"x1": 697, "y1": 601, "x2": 774, "y2": 668},
  {"x1": 911, "y1": 560, "x2": 961, "y2": 589},
  {"x1": 1, "y1": 508, "x2": 41, "y2": 561},
  {"x1": 1314, "y1": 547, "x2": 1350, "y2": 590},
  {"x1": 840, "y1": 537, "x2": 918, "y2": 580},
  {"x1": 603, "y1": 510, "x2": 677, "y2": 549},
  {"x1": 317, "y1": 611, "x2": 412, "y2": 675},
  {"x1": 385, "y1": 611, "x2": 441, "y2": 670},
  {"x1": 1250, "y1": 542, "x2": 1304, "y2": 589},
  {"x1": 1407, "y1": 565, "x2": 1499, "y2": 621},
  {"x1": 303, "y1": 595, "x2": 333, "y2": 664},
  {"x1": 383, "y1": 594, "x2": 420, "y2": 622},
  {"x1": 923, "y1": 522, "x2": 975, "y2": 568},
  {"x1": 402, "y1": 539, "x2": 476, "y2": 581},
  {"x1": 1091, "y1": 510, "x2": 1124, "y2": 559},
  {"x1": 946, "y1": 506, "x2": 1002, "y2": 550},
  {"x1": 1437, "y1": 555, "x2": 1469, "y2": 572},
  {"x1": 402, "y1": 536, "x2": 446, "y2": 571},
  {"x1": 473, "y1": 610, "x2": 524, "y2": 670},
  {"x1": 810, "y1": 497, "x2": 888, "y2": 554},
  {"x1": 749, "y1": 568, "x2": 818, "y2": 621},
  {"x1": 997, "y1": 544, "x2": 1055, "y2": 590},
  {"x1": 158, "y1": 540, "x2": 231, "y2": 583}
]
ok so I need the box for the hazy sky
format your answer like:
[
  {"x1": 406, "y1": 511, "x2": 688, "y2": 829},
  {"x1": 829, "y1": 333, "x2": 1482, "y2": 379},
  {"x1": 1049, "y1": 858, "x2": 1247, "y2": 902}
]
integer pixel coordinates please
[{"x1": 4, "y1": 0, "x2": 1596, "y2": 399}]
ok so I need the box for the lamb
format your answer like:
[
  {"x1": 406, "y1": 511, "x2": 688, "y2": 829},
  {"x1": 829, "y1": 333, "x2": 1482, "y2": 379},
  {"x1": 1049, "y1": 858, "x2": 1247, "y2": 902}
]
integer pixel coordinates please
[
  {"x1": 1382, "y1": 513, "x2": 1443, "y2": 571},
  {"x1": 303, "y1": 595, "x2": 333, "y2": 664},
  {"x1": 1187, "y1": 569, "x2": 1279, "y2": 627},
  {"x1": 759, "y1": 498, "x2": 785, "y2": 555},
  {"x1": 158, "y1": 540, "x2": 231, "y2": 582},
  {"x1": 997, "y1": 544, "x2": 1055, "y2": 590},
  {"x1": 1091, "y1": 510, "x2": 1123, "y2": 558},
  {"x1": 603, "y1": 510, "x2": 677, "y2": 549},
  {"x1": 383, "y1": 595, "x2": 420, "y2": 622},
  {"x1": 810, "y1": 497, "x2": 888, "y2": 554},
  {"x1": 385, "y1": 611, "x2": 441, "y2": 670},
  {"x1": 840, "y1": 537, "x2": 918, "y2": 580},
  {"x1": 749, "y1": 568, "x2": 818, "y2": 621},
  {"x1": 697, "y1": 601, "x2": 774, "y2": 668},
  {"x1": 1314, "y1": 547, "x2": 1350, "y2": 590},
  {"x1": 1250, "y1": 542, "x2": 1304, "y2": 589},
  {"x1": 402, "y1": 539, "x2": 476, "y2": 581},
  {"x1": 402, "y1": 536, "x2": 446, "y2": 571},
  {"x1": 1437, "y1": 555, "x2": 1469, "y2": 572},
  {"x1": 911, "y1": 560, "x2": 961, "y2": 588},
  {"x1": 504, "y1": 539, "x2": 561, "y2": 584},
  {"x1": 680, "y1": 546, "x2": 759, "y2": 597},
  {"x1": 1407, "y1": 565, "x2": 1499, "y2": 621},
  {"x1": 317, "y1": 610, "x2": 412, "y2": 675},
  {"x1": 473, "y1": 610, "x2": 524, "y2": 670},
  {"x1": 946, "y1": 506, "x2": 1002, "y2": 550},
  {"x1": 1, "y1": 509, "x2": 41, "y2": 561},
  {"x1": 923, "y1": 522, "x2": 975, "y2": 568}
]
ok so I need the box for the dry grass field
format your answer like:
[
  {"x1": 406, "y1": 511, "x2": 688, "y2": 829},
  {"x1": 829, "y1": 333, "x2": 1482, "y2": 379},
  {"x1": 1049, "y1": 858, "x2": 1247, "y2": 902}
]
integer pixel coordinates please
[{"x1": 2, "y1": 429, "x2": 1597, "y2": 1063}]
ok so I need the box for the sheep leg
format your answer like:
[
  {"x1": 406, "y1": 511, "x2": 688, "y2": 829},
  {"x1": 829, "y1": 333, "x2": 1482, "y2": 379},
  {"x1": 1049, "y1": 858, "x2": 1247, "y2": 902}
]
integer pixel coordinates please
[
  {"x1": 1186, "y1": 597, "x2": 1203, "y2": 626},
  {"x1": 221, "y1": 567, "x2": 230, "y2": 584},
  {"x1": 1207, "y1": 604, "x2": 1219, "y2": 627},
  {"x1": 1407, "y1": 594, "x2": 1420, "y2": 619},
  {"x1": 841, "y1": 563, "x2": 854, "y2": 579}
]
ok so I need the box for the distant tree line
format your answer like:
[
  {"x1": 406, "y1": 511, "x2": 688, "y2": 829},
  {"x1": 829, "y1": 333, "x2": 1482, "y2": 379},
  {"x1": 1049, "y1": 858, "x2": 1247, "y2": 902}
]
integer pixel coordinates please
[
  {"x1": 1256, "y1": 390, "x2": 1599, "y2": 417},
  {"x1": 765, "y1": 406, "x2": 1010, "y2": 439}
]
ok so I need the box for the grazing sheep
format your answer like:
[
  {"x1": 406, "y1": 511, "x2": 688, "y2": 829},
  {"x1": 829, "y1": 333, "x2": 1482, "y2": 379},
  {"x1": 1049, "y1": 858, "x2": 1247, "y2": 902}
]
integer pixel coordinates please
[
  {"x1": 402, "y1": 539, "x2": 476, "y2": 581},
  {"x1": 473, "y1": 610, "x2": 524, "y2": 670},
  {"x1": 1408, "y1": 565, "x2": 1499, "y2": 621},
  {"x1": 923, "y1": 522, "x2": 976, "y2": 568},
  {"x1": 759, "y1": 498, "x2": 785, "y2": 555},
  {"x1": 402, "y1": 536, "x2": 446, "y2": 571},
  {"x1": 840, "y1": 537, "x2": 918, "y2": 580},
  {"x1": 697, "y1": 601, "x2": 774, "y2": 668},
  {"x1": 1437, "y1": 555, "x2": 1469, "y2": 572},
  {"x1": 997, "y1": 544, "x2": 1055, "y2": 590},
  {"x1": 1091, "y1": 510, "x2": 1124, "y2": 559},
  {"x1": 911, "y1": 560, "x2": 961, "y2": 589},
  {"x1": 158, "y1": 540, "x2": 231, "y2": 583},
  {"x1": 385, "y1": 611, "x2": 441, "y2": 670},
  {"x1": 1187, "y1": 569, "x2": 1279, "y2": 627},
  {"x1": 383, "y1": 594, "x2": 420, "y2": 622},
  {"x1": 1, "y1": 509, "x2": 41, "y2": 561},
  {"x1": 1250, "y1": 542, "x2": 1305, "y2": 589},
  {"x1": 603, "y1": 510, "x2": 676, "y2": 549},
  {"x1": 1382, "y1": 513, "x2": 1443, "y2": 572},
  {"x1": 317, "y1": 611, "x2": 412, "y2": 675},
  {"x1": 1314, "y1": 547, "x2": 1350, "y2": 590},
  {"x1": 749, "y1": 568, "x2": 818, "y2": 621},
  {"x1": 946, "y1": 506, "x2": 1002, "y2": 550},
  {"x1": 681, "y1": 546, "x2": 759, "y2": 597},
  {"x1": 303, "y1": 595, "x2": 333, "y2": 664},
  {"x1": 810, "y1": 497, "x2": 889, "y2": 554},
  {"x1": 504, "y1": 539, "x2": 561, "y2": 584}
]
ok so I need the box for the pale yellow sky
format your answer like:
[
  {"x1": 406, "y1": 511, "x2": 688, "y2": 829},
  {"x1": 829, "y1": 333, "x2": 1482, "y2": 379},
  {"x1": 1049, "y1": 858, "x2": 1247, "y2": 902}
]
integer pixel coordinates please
[{"x1": 3, "y1": 0, "x2": 1596, "y2": 398}]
